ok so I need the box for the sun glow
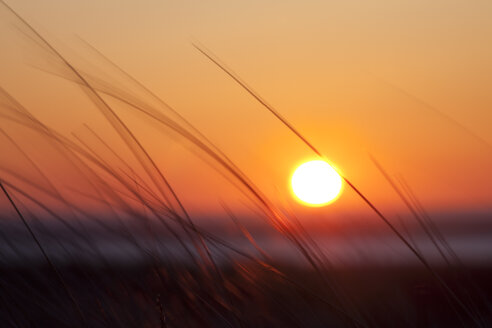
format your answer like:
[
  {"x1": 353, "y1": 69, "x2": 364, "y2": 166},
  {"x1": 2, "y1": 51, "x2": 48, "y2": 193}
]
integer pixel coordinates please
[{"x1": 291, "y1": 160, "x2": 343, "y2": 206}]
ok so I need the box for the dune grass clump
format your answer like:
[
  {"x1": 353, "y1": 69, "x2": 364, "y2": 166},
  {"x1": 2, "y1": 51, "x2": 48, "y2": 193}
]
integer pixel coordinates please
[{"x1": 0, "y1": 2, "x2": 490, "y2": 327}]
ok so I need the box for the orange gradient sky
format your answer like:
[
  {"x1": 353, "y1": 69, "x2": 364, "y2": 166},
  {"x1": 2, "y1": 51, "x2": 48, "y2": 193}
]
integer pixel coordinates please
[{"x1": 0, "y1": 0, "x2": 491, "y2": 220}]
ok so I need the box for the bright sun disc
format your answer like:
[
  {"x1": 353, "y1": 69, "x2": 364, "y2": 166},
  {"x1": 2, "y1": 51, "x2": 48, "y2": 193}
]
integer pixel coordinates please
[{"x1": 291, "y1": 160, "x2": 342, "y2": 206}]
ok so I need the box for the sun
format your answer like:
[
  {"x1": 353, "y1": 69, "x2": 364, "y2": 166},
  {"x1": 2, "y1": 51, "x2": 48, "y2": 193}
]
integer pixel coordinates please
[{"x1": 291, "y1": 160, "x2": 343, "y2": 206}]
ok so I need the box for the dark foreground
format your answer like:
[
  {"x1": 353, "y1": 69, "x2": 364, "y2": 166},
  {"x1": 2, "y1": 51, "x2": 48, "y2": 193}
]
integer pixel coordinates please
[{"x1": 1, "y1": 261, "x2": 491, "y2": 328}]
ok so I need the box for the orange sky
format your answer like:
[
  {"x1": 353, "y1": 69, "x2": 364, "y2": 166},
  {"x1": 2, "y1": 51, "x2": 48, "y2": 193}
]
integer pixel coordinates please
[{"x1": 0, "y1": 0, "x2": 491, "y2": 220}]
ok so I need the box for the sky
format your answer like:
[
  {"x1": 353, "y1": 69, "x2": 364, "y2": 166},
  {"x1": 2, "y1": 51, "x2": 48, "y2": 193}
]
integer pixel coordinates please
[{"x1": 0, "y1": 0, "x2": 491, "y2": 221}]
